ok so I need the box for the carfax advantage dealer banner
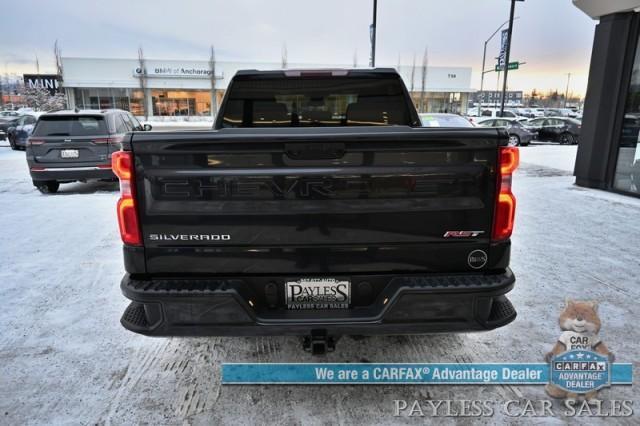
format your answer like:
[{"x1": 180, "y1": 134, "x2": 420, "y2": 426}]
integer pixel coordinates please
[{"x1": 222, "y1": 361, "x2": 633, "y2": 385}]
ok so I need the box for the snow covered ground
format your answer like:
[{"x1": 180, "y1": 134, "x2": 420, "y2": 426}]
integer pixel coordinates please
[{"x1": 0, "y1": 143, "x2": 638, "y2": 424}]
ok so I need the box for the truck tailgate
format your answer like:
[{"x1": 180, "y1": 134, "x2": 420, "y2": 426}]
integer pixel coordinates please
[{"x1": 129, "y1": 127, "x2": 507, "y2": 275}]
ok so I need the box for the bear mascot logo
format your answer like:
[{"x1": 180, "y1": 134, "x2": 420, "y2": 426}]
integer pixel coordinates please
[{"x1": 544, "y1": 299, "x2": 614, "y2": 402}]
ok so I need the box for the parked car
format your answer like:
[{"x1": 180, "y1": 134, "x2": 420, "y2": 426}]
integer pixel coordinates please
[
  {"x1": 0, "y1": 110, "x2": 20, "y2": 118},
  {"x1": 419, "y1": 113, "x2": 474, "y2": 127},
  {"x1": 526, "y1": 117, "x2": 581, "y2": 144},
  {"x1": 478, "y1": 108, "x2": 518, "y2": 119},
  {"x1": 477, "y1": 117, "x2": 535, "y2": 146},
  {"x1": 0, "y1": 116, "x2": 21, "y2": 141},
  {"x1": 513, "y1": 108, "x2": 535, "y2": 118},
  {"x1": 544, "y1": 108, "x2": 577, "y2": 118},
  {"x1": 7, "y1": 114, "x2": 39, "y2": 150},
  {"x1": 26, "y1": 109, "x2": 152, "y2": 193}
]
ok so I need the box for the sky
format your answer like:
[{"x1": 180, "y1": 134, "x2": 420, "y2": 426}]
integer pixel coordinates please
[{"x1": 1, "y1": 0, "x2": 596, "y2": 96}]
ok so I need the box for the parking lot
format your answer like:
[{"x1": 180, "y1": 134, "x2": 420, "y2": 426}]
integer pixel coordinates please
[{"x1": 0, "y1": 138, "x2": 638, "y2": 424}]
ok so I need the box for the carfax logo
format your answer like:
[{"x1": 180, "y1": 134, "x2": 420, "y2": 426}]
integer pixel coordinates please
[
  {"x1": 544, "y1": 299, "x2": 615, "y2": 402},
  {"x1": 550, "y1": 350, "x2": 610, "y2": 394}
]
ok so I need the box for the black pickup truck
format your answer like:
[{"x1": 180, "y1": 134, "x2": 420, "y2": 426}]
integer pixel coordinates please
[{"x1": 113, "y1": 69, "x2": 519, "y2": 354}]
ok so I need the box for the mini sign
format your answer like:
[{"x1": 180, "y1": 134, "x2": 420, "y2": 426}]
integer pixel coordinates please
[{"x1": 23, "y1": 74, "x2": 60, "y2": 95}]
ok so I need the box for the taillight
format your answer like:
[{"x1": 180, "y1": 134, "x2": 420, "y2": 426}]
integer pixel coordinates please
[
  {"x1": 27, "y1": 138, "x2": 45, "y2": 146},
  {"x1": 112, "y1": 151, "x2": 141, "y2": 246},
  {"x1": 93, "y1": 136, "x2": 124, "y2": 145},
  {"x1": 492, "y1": 146, "x2": 519, "y2": 241}
]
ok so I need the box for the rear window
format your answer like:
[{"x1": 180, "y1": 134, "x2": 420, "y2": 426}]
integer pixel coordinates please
[
  {"x1": 33, "y1": 115, "x2": 107, "y2": 137},
  {"x1": 219, "y1": 75, "x2": 414, "y2": 127}
]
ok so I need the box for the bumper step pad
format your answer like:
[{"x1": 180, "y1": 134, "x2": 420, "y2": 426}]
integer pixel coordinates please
[
  {"x1": 487, "y1": 295, "x2": 517, "y2": 326},
  {"x1": 121, "y1": 302, "x2": 149, "y2": 332},
  {"x1": 120, "y1": 269, "x2": 516, "y2": 336}
]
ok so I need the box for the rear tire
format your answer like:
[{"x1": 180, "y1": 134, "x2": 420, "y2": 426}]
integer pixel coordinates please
[
  {"x1": 34, "y1": 181, "x2": 59, "y2": 194},
  {"x1": 8, "y1": 135, "x2": 17, "y2": 150},
  {"x1": 508, "y1": 134, "x2": 520, "y2": 146},
  {"x1": 559, "y1": 132, "x2": 575, "y2": 145}
]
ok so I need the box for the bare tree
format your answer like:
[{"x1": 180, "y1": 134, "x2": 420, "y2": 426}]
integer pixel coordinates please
[
  {"x1": 281, "y1": 43, "x2": 288, "y2": 69},
  {"x1": 209, "y1": 45, "x2": 217, "y2": 118},
  {"x1": 410, "y1": 53, "x2": 416, "y2": 98},
  {"x1": 353, "y1": 49, "x2": 358, "y2": 68},
  {"x1": 137, "y1": 47, "x2": 149, "y2": 120},
  {"x1": 54, "y1": 40, "x2": 67, "y2": 109},
  {"x1": 54, "y1": 40, "x2": 63, "y2": 76},
  {"x1": 396, "y1": 54, "x2": 401, "y2": 72},
  {"x1": 419, "y1": 46, "x2": 428, "y2": 113}
]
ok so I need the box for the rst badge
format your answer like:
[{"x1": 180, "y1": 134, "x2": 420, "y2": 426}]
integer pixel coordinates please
[
  {"x1": 286, "y1": 278, "x2": 351, "y2": 309},
  {"x1": 443, "y1": 230, "x2": 485, "y2": 238}
]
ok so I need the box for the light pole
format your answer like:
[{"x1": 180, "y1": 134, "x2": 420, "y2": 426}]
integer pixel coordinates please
[
  {"x1": 499, "y1": 0, "x2": 524, "y2": 116},
  {"x1": 479, "y1": 17, "x2": 519, "y2": 116},
  {"x1": 370, "y1": 0, "x2": 378, "y2": 67}
]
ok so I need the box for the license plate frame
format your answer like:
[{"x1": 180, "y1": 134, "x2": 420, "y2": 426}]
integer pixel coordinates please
[
  {"x1": 60, "y1": 149, "x2": 79, "y2": 159},
  {"x1": 285, "y1": 278, "x2": 351, "y2": 309}
]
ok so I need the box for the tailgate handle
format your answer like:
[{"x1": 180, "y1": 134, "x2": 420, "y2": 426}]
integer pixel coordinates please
[{"x1": 285, "y1": 143, "x2": 345, "y2": 160}]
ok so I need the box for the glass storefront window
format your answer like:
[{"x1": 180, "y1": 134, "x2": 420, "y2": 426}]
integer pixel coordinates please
[
  {"x1": 613, "y1": 35, "x2": 640, "y2": 195},
  {"x1": 411, "y1": 92, "x2": 463, "y2": 114},
  {"x1": 74, "y1": 88, "x2": 135, "y2": 112},
  {"x1": 72, "y1": 88, "x2": 212, "y2": 117},
  {"x1": 151, "y1": 90, "x2": 211, "y2": 116},
  {"x1": 129, "y1": 90, "x2": 145, "y2": 116}
]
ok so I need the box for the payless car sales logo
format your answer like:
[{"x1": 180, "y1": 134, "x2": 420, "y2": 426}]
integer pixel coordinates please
[{"x1": 544, "y1": 299, "x2": 616, "y2": 401}]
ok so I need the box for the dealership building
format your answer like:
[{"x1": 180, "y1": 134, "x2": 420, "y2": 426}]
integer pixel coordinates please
[
  {"x1": 59, "y1": 57, "x2": 474, "y2": 119},
  {"x1": 573, "y1": 0, "x2": 640, "y2": 198}
]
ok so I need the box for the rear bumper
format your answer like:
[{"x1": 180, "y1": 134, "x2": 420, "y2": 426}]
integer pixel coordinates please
[
  {"x1": 120, "y1": 269, "x2": 516, "y2": 336},
  {"x1": 30, "y1": 166, "x2": 115, "y2": 182}
]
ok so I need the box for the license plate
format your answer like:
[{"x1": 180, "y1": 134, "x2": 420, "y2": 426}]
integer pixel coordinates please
[
  {"x1": 285, "y1": 278, "x2": 351, "y2": 309},
  {"x1": 60, "y1": 149, "x2": 79, "y2": 159}
]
